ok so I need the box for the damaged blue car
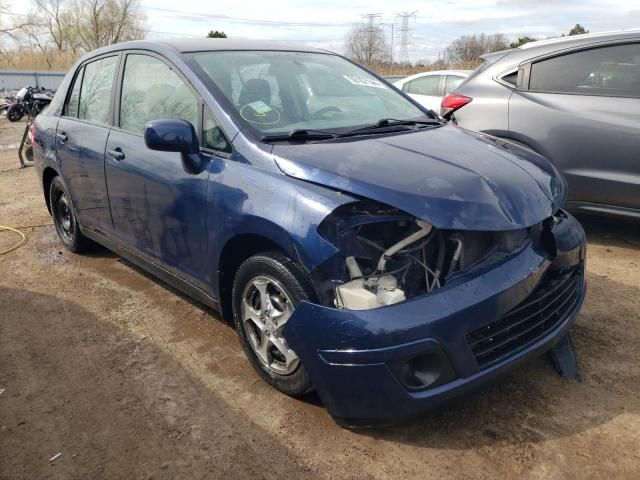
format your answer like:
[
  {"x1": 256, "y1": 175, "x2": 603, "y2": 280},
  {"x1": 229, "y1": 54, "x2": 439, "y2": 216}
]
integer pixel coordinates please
[{"x1": 33, "y1": 39, "x2": 586, "y2": 427}]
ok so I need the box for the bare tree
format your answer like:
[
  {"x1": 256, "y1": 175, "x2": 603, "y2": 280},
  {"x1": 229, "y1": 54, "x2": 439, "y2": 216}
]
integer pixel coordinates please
[
  {"x1": 344, "y1": 23, "x2": 390, "y2": 66},
  {"x1": 31, "y1": 0, "x2": 69, "y2": 50},
  {"x1": 446, "y1": 33, "x2": 508, "y2": 64},
  {"x1": 19, "y1": 14, "x2": 57, "y2": 68},
  {"x1": 72, "y1": 0, "x2": 146, "y2": 51},
  {"x1": 0, "y1": 0, "x2": 35, "y2": 40}
]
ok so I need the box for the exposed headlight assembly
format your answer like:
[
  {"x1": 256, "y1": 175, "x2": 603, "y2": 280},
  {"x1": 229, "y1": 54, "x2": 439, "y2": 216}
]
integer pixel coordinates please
[{"x1": 317, "y1": 201, "x2": 463, "y2": 310}]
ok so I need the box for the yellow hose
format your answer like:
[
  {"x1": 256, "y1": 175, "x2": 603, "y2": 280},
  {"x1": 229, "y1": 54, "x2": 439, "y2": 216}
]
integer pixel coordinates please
[
  {"x1": 0, "y1": 222, "x2": 53, "y2": 256},
  {"x1": 0, "y1": 226, "x2": 27, "y2": 255}
]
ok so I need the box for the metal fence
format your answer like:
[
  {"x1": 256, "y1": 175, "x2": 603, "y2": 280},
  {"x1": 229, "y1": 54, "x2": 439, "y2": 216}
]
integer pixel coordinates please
[{"x1": 0, "y1": 70, "x2": 66, "y2": 94}]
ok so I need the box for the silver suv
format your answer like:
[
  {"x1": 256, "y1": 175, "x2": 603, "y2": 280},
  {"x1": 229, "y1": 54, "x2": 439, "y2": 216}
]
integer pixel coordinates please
[{"x1": 444, "y1": 30, "x2": 640, "y2": 219}]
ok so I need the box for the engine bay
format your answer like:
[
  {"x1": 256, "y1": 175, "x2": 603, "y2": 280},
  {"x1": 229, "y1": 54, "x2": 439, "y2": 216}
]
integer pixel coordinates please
[{"x1": 315, "y1": 200, "x2": 520, "y2": 310}]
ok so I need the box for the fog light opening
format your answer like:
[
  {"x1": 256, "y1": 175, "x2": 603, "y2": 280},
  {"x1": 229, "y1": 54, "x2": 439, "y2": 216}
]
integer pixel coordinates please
[{"x1": 392, "y1": 352, "x2": 455, "y2": 390}]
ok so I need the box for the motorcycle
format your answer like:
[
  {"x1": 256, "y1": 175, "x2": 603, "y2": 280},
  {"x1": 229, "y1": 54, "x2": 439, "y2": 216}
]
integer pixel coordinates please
[
  {"x1": 7, "y1": 86, "x2": 55, "y2": 123},
  {"x1": 13, "y1": 87, "x2": 55, "y2": 167},
  {"x1": 0, "y1": 96, "x2": 17, "y2": 116}
]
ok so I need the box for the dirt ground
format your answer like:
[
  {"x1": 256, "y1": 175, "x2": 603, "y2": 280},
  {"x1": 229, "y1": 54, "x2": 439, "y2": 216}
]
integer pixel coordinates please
[{"x1": 1, "y1": 119, "x2": 639, "y2": 480}]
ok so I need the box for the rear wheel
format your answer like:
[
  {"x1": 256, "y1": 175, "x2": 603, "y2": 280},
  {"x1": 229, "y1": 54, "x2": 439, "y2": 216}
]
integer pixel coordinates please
[
  {"x1": 49, "y1": 176, "x2": 92, "y2": 253},
  {"x1": 232, "y1": 252, "x2": 315, "y2": 396},
  {"x1": 6, "y1": 104, "x2": 23, "y2": 122}
]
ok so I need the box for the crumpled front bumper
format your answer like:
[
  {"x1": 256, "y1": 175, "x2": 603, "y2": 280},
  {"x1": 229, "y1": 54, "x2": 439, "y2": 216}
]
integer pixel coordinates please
[{"x1": 282, "y1": 212, "x2": 586, "y2": 426}]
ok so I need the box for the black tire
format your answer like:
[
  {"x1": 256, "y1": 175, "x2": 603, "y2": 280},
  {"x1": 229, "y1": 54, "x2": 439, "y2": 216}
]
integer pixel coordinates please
[
  {"x1": 49, "y1": 176, "x2": 92, "y2": 253},
  {"x1": 24, "y1": 145, "x2": 33, "y2": 163},
  {"x1": 6, "y1": 104, "x2": 23, "y2": 122},
  {"x1": 232, "y1": 252, "x2": 316, "y2": 396}
]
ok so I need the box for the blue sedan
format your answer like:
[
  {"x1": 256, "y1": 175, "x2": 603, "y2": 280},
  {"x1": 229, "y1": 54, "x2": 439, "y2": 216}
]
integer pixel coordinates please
[{"x1": 32, "y1": 39, "x2": 586, "y2": 427}]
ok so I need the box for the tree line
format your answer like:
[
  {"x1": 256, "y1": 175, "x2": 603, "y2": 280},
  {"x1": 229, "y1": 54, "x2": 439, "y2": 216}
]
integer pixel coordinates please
[
  {"x1": 0, "y1": 0, "x2": 146, "y2": 69},
  {"x1": 344, "y1": 22, "x2": 591, "y2": 74},
  {"x1": 0, "y1": 3, "x2": 590, "y2": 74}
]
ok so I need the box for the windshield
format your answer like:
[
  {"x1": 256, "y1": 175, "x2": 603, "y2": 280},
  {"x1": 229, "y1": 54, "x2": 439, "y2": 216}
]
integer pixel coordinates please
[{"x1": 189, "y1": 51, "x2": 433, "y2": 137}]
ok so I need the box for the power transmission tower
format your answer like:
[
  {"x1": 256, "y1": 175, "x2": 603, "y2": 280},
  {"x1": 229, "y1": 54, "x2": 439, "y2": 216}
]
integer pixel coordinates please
[
  {"x1": 361, "y1": 13, "x2": 382, "y2": 33},
  {"x1": 360, "y1": 13, "x2": 383, "y2": 63},
  {"x1": 395, "y1": 11, "x2": 417, "y2": 64}
]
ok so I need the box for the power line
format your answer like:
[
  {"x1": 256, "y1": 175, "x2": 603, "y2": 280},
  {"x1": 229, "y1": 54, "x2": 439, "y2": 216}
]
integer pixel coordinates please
[{"x1": 145, "y1": 6, "x2": 353, "y2": 28}]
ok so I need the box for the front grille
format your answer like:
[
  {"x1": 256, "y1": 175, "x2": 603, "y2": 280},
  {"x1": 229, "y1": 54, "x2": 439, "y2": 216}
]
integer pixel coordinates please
[{"x1": 466, "y1": 266, "x2": 582, "y2": 369}]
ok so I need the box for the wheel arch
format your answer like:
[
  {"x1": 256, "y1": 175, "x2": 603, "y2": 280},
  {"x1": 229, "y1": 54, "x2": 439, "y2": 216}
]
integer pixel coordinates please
[
  {"x1": 216, "y1": 231, "x2": 295, "y2": 323},
  {"x1": 42, "y1": 166, "x2": 60, "y2": 214}
]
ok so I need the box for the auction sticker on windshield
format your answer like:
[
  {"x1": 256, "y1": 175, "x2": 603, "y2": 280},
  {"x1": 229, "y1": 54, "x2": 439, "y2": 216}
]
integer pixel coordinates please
[{"x1": 342, "y1": 75, "x2": 386, "y2": 89}]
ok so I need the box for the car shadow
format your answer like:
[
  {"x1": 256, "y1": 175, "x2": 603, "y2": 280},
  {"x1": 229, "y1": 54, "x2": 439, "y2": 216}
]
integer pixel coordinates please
[{"x1": 576, "y1": 212, "x2": 640, "y2": 250}]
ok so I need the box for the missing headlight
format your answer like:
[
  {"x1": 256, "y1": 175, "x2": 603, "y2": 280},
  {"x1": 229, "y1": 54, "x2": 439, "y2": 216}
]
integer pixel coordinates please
[{"x1": 316, "y1": 201, "x2": 468, "y2": 310}]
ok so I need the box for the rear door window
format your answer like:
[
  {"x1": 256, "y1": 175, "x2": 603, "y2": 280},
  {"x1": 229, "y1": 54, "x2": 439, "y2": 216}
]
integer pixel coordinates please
[
  {"x1": 529, "y1": 43, "x2": 640, "y2": 98},
  {"x1": 407, "y1": 75, "x2": 442, "y2": 95},
  {"x1": 78, "y1": 56, "x2": 119, "y2": 124},
  {"x1": 119, "y1": 54, "x2": 198, "y2": 135}
]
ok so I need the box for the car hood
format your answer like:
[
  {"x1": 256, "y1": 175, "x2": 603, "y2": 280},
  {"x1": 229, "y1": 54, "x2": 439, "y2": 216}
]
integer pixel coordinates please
[{"x1": 272, "y1": 125, "x2": 561, "y2": 231}]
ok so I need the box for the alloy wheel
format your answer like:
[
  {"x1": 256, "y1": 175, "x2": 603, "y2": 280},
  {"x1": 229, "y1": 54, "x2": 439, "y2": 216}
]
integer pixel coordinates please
[{"x1": 240, "y1": 275, "x2": 299, "y2": 375}]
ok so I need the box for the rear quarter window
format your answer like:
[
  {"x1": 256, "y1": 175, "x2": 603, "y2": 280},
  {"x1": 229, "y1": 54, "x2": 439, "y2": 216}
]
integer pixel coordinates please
[
  {"x1": 64, "y1": 67, "x2": 84, "y2": 118},
  {"x1": 407, "y1": 75, "x2": 441, "y2": 95},
  {"x1": 529, "y1": 43, "x2": 640, "y2": 98},
  {"x1": 445, "y1": 75, "x2": 465, "y2": 93}
]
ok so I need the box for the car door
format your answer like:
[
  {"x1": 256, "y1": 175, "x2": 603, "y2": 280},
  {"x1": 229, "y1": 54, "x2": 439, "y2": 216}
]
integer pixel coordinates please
[
  {"x1": 508, "y1": 42, "x2": 640, "y2": 210},
  {"x1": 403, "y1": 74, "x2": 443, "y2": 111},
  {"x1": 56, "y1": 54, "x2": 119, "y2": 233},
  {"x1": 105, "y1": 52, "x2": 230, "y2": 289}
]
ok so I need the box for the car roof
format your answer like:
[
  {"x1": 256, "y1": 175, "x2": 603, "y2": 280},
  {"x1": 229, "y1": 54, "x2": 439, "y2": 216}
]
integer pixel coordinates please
[
  {"x1": 72, "y1": 38, "x2": 333, "y2": 66},
  {"x1": 518, "y1": 28, "x2": 640, "y2": 51},
  {"x1": 157, "y1": 38, "x2": 329, "y2": 53},
  {"x1": 397, "y1": 70, "x2": 471, "y2": 84},
  {"x1": 88, "y1": 38, "x2": 329, "y2": 55},
  {"x1": 475, "y1": 29, "x2": 640, "y2": 74}
]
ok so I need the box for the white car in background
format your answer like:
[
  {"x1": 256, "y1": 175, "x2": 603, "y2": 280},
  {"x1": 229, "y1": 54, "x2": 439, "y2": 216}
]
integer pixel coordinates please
[{"x1": 394, "y1": 70, "x2": 471, "y2": 112}]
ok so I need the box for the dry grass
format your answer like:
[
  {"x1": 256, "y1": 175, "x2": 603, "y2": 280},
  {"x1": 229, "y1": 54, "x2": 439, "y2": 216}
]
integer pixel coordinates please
[
  {"x1": 0, "y1": 48, "x2": 480, "y2": 76},
  {"x1": 0, "y1": 49, "x2": 79, "y2": 71},
  {"x1": 371, "y1": 61, "x2": 480, "y2": 76}
]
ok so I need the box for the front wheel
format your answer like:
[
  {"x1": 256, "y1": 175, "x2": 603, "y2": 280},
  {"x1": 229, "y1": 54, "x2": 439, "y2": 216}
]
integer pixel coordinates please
[
  {"x1": 6, "y1": 104, "x2": 23, "y2": 122},
  {"x1": 232, "y1": 252, "x2": 315, "y2": 396}
]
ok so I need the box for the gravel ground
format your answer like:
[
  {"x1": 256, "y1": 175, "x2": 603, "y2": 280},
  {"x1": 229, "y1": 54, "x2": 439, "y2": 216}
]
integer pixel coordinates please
[{"x1": 1, "y1": 119, "x2": 639, "y2": 479}]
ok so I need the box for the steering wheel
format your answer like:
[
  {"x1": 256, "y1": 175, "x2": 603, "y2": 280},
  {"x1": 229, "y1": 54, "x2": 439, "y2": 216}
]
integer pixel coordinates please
[{"x1": 311, "y1": 106, "x2": 342, "y2": 120}]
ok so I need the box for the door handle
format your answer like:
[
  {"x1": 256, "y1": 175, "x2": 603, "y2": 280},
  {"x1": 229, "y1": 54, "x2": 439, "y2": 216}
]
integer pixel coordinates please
[
  {"x1": 107, "y1": 148, "x2": 125, "y2": 161},
  {"x1": 56, "y1": 132, "x2": 68, "y2": 142}
]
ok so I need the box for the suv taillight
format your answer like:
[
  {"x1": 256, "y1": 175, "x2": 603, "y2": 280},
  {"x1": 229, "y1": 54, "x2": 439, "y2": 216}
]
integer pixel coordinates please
[{"x1": 440, "y1": 93, "x2": 472, "y2": 119}]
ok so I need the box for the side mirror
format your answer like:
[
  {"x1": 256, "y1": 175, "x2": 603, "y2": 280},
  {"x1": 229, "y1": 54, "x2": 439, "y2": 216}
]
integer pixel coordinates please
[
  {"x1": 144, "y1": 118, "x2": 206, "y2": 174},
  {"x1": 144, "y1": 119, "x2": 199, "y2": 155}
]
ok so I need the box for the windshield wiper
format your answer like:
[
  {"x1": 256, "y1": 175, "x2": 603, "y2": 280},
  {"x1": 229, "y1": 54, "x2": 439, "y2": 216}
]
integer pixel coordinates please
[
  {"x1": 260, "y1": 118, "x2": 441, "y2": 142},
  {"x1": 261, "y1": 128, "x2": 337, "y2": 142},
  {"x1": 338, "y1": 118, "x2": 442, "y2": 136}
]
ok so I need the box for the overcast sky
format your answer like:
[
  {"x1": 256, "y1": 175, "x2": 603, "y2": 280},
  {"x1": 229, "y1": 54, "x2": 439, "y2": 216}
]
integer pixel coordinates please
[
  {"x1": 141, "y1": 0, "x2": 639, "y2": 61},
  {"x1": 6, "y1": 0, "x2": 639, "y2": 61}
]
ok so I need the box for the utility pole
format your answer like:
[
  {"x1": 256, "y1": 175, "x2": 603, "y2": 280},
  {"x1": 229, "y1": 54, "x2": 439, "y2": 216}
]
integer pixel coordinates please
[{"x1": 395, "y1": 11, "x2": 417, "y2": 64}]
